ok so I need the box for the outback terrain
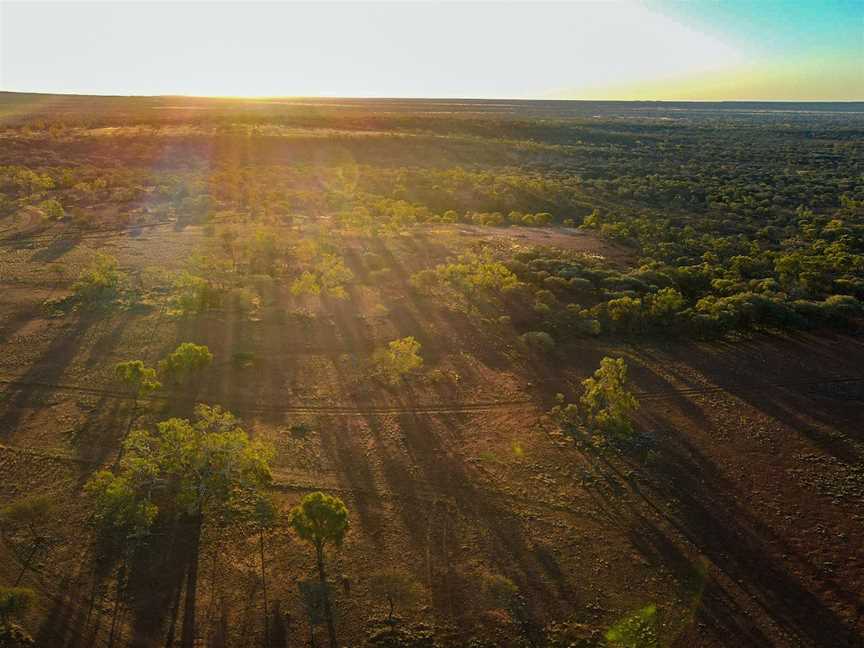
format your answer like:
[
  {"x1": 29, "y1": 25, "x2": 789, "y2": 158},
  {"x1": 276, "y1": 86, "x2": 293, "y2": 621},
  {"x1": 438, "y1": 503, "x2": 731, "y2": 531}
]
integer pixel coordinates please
[{"x1": 0, "y1": 93, "x2": 862, "y2": 648}]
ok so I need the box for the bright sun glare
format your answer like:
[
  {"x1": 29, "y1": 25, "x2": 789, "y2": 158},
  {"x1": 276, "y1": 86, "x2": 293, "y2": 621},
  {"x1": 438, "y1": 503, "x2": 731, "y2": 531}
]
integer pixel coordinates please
[{"x1": 1, "y1": 1, "x2": 860, "y2": 100}]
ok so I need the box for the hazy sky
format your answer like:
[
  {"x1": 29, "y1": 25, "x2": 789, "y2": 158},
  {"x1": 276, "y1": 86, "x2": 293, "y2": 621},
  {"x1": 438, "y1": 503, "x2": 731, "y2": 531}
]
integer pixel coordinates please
[{"x1": 1, "y1": 0, "x2": 862, "y2": 100}]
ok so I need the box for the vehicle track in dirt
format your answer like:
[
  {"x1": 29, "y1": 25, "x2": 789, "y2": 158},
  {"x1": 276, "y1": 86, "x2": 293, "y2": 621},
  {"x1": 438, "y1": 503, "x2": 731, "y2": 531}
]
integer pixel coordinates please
[
  {"x1": 0, "y1": 373, "x2": 537, "y2": 414},
  {"x1": 1, "y1": 372, "x2": 862, "y2": 415},
  {"x1": 0, "y1": 219, "x2": 180, "y2": 247},
  {"x1": 636, "y1": 375, "x2": 864, "y2": 401},
  {"x1": 0, "y1": 442, "x2": 611, "y2": 526},
  {"x1": 0, "y1": 372, "x2": 864, "y2": 415}
]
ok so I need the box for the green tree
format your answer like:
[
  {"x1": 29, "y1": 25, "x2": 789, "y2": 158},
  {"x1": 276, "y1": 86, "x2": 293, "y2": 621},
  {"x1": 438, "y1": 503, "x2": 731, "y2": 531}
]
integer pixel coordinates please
[
  {"x1": 605, "y1": 296, "x2": 643, "y2": 334},
  {"x1": 372, "y1": 337, "x2": 423, "y2": 385},
  {"x1": 290, "y1": 271, "x2": 321, "y2": 297},
  {"x1": 317, "y1": 253, "x2": 354, "y2": 299},
  {"x1": 114, "y1": 360, "x2": 161, "y2": 449},
  {"x1": 647, "y1": 287, "x2": 685, "y2": 322},
  {"x1": 552, "y1": 357, "x2": 639, "y2": 445},
  {"x1": 72, "y1": 253, "x2": 126, "y2": 305},
  {"x1": 289, "y1": 491, "x2": 349, "y2": 648},
  {"x1": 579, "y1": 357, "x2": 638, "y2": 438},
  {"x1": 84, "y1": 470, "x2": 159, "y2": 540},
  {"x1": 290, "y1": 254, "x2": 354, "y2": 299},
  {"x1": 86, "y1": 405, "x2": 273, "y2": 648},
  {"x1": 158, "y1": 342, "x2": 213, "y2": 385},
  {"x1": 115, "y1": 360, "x2": 160, "y2": 401},
  {"x1": 84, "y1": 467, "x2": 158, "y2": 648}
]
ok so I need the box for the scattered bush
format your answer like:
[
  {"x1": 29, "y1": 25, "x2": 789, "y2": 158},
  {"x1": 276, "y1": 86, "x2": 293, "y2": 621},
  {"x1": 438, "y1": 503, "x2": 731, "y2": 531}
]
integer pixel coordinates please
[
  {"x1": 115, "y1": 360, "x2": 161, "y2": 399},
  {"x1": 38, "y1": 198, "x2": 63, "y2": 220},
  {"x1": 552, "y1": 357, "x2": 639, "y2": 447},
  {"x1": 72, "y1": 253, "x2": 126, "y2": 306},
  {"x1": 158, "y1": 342, "x2": 213, "y2": 384},
  {"x1": 369, "y1": 568, "x2": 423, "y2": 625},
  {"x1": 520, "y1": 331, "x2": 556, "y2": 354},
  {"x1": 372, "y1": 337, "x2": 424, "y2": 385}
]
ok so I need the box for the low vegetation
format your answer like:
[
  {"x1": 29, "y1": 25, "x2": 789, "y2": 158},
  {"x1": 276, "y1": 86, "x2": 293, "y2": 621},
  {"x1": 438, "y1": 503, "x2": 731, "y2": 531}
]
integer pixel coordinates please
[
  {"x1": 158, "y1": 342, "x2": 213, "y2": 385},
  {"x1": 372, "y1": 337, "x2": 425, "y2": 385},
  {"x1": 552, "y1": 357, "x2": 639, "y2": 448}
]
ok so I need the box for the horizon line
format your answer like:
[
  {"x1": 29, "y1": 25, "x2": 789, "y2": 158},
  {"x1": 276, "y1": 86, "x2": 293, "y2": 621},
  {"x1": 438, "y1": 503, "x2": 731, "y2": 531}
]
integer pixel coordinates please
[{"x1": 1, "y1": 90, "x2": 863, "y2": 104}]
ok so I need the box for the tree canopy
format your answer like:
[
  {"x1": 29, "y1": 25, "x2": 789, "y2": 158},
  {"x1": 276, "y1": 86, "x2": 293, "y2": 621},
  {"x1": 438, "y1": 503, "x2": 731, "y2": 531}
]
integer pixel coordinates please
[
  {"x1": 86, "y1": 404, "x2": 274, "y2": 538},
  {"x1": 289, "y1": 491, "x2": 349, "y2": 551}
]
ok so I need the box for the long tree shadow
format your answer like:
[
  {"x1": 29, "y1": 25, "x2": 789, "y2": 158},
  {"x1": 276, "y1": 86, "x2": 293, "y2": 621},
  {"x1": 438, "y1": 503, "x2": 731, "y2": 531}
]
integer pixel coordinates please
[
  {"x1": 125, "y1": 517, "x2": 198, "y2": 648},
  {"x1": 657, "y1": 334, "x2": 864, "y2": 460},
  {"x1": 625, "y1": 516, "x2": 775, "y2": 647},
  {"x1": 30, "y1": 231, "x2": 83, "y2": 263},
  {"x1": 612, "y1": 411, "x2": 863, "y2": 647},
  {"x1": 316, "y1": 414, "x2": 385, "y2": 540},
  {"x1": 389, "y1": 405, "x2": 566, "y2": 629},
  {"x1": 0, "y1": 313, "x2": 97, "y2": 439}
]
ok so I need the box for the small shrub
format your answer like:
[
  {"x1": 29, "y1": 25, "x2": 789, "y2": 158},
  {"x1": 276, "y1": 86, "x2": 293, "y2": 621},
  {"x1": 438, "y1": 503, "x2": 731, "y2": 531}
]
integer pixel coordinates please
[
  {"x1": 372, "y1": 337, "x2": 424, "y2": 385},
  {"x1": 520, "y1": 331, "x2": 555, "y2": 354},
  {"x1": 72, "y1": 253, "x2": 125, "y2": 306},
  {"x1": 38, "y1": 198, "x2": 64, "y2": 220},
  {"x1": 226, "y1": 287, "x2": 260, "y2": 313},
  {"x1": 159, "y1": 342, "x2": 213, "y2": 384},
  {"x1": 171, "y1": 272, "x2": 208, "y2": 314},
  {"x1": 231, "y1": 350, "x2": 257, "y2": 368},
  {"x1": 0, "y1": 586, "x2": 35, "y2": 630},
  {"x1": 115, "y1": 360, "x2": 161, "y2": 398}
]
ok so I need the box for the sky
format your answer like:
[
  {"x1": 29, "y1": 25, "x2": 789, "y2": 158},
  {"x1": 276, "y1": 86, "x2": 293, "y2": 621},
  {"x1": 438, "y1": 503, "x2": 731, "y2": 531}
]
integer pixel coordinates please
[{"x1": 0, "y1": 0, "x2": 861, "y2": 100}]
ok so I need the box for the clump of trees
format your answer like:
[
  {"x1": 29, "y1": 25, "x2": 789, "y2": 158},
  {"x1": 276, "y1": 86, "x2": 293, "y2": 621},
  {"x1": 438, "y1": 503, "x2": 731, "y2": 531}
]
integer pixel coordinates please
[
  {"x1": 86, "y1": 404, "x2": 274, "y2": 648},
  {"x1": 169, "y1": 251, "x2": 262, "y2": 317},
  {"x1": 409, "y1": 238, "x2": 863, "y2": 343},
  {"x1": 290, "y1": 252, "x2": 354, "y2": 299},
  {"x1": 167, "y1": 226, "x2": 289, "y2": 316},
  {"x1": 38, "y1": 198, "x2": 64, "y2": 220},
  {"x1": 411, "y1": 251, "x2": 521, "y2": 315},
  {"x1": 171, "y1": 269, "x2": 227, "y2": 315},
  {"x1": 112, "y1": 343, "x2": 211, "y2": 427},
  {"x1": 372, "y1": 337, "x2": 424, "y2": 385}
]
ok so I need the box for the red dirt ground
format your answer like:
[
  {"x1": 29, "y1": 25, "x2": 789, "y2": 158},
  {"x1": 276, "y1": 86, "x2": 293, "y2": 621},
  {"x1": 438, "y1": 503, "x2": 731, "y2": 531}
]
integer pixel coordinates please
[{"x1": 1, "y1": 221, "x2": 862, "y2": 647}]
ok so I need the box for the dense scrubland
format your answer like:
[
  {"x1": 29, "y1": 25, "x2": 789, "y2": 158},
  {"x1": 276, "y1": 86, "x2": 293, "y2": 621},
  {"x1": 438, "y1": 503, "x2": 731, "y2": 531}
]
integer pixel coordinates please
[{"x1": 0, "y1": 93, "x2": 862, "y2": 648}]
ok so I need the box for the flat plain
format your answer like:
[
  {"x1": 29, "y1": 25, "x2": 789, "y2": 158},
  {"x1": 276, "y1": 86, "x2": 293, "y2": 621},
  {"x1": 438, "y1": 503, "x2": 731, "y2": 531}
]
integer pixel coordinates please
[{"x1": 0, "y1": 94, "x2": 862, "y2": 647}]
